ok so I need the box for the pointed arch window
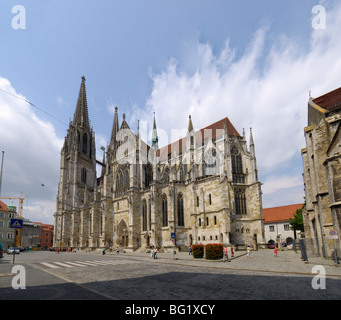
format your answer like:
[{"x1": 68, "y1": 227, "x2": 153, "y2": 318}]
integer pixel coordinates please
[
  {"x1": 144, "y1": 164, "x2": 153, "y2": 189},
  {"x1": 234, "y1": 188, "x2": 247, "y2": 215},
  {"x1": 115, "y1": 165, "x2": 129, "y2": 197},
  {"x1": 231, "y1": 145, "x2": 245, "y2": 183},
  {"x1": 177, "y1": 193, "x2": 184, "y2": 226},
  {"x1": 179, "y1": 164, "x2": 187, "y2": 182},
  {"x1": 162, "y1": 194, "x2": 168, "y2": 227},
  {"x1": 204, "y1": 148, "x2": 220, "y2": 176},
  {"x1": 161, "y1": 167, "x2": 170, "y2": 184}
]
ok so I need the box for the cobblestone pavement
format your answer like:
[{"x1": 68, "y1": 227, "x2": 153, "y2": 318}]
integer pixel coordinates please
[{"x1": 0, "y1": 249, "x2": 340, "y2": 300}]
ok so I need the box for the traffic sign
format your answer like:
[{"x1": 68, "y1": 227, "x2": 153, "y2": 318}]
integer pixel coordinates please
[
  {"x1": 329, "y1": 230, "x2": 338, "y2": 240},
  {"x1": 10, "y1": 218, "x2": 23, "y2": 229},
  {"x1": 171, "y1": 233, "x2": 175, "y2": 239}
]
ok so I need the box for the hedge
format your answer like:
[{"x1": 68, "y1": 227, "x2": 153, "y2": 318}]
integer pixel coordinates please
[
  {"x1": 205, "y1": 243, "x2": 224, "y2": 260},
  {"x1": 192, "y1": 244, "x2": 204, "y2": 258}
]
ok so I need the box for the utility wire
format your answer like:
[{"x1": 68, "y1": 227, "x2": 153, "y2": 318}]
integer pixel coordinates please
[
  {"x1": 0, "y1": 87, "x2": 107, "y2": 152},
  {"x1": 0, "y1": 87, "x2": 68, "y2": 126}
]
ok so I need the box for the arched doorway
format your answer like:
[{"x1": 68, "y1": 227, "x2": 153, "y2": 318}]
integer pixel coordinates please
[{"x1": 118, "y1": 220, "x2": 129, "y2": 247}]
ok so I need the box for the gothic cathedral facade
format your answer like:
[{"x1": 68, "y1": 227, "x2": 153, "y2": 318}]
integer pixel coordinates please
[{"x1": 53, "y1": 77, "x2": 265, "y2": 251}]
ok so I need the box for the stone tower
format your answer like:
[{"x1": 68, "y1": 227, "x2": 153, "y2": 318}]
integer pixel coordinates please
[{"x1": 54, "y1": 76, "x2": 97, "y2": 248}]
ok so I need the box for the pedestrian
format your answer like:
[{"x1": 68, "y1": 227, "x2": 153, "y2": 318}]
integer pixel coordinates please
[
  {"x1": 246, "y1": 245, "x2": 253, "y2": 259},
  {"x1": 116, "y1": 246, "x2": 119, "y2": 254},
  {"x1": 102, "y1": 247, "x2": 106, "y2": 255},
  {"x1": 223, "y1": 246, "x2": 228, "y2": 262},
  {"x1": 151, "y1": 247, "x2": 154, "y2": 259},
  {"x1": 230, "y1": 246, "x2": 234, "y2": 258},
  {"x1": 274, "y1": 246, "x2": 278, "y2": 257},
  {"x1": 154, "y1": 247, "x2": 158, "y2": 259},
  {"x1": 188, "y1": 245, "x2": 192, "y2": 256}
]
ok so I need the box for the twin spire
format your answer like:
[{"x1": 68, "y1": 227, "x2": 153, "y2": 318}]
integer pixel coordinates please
[{"x1": 72, "y1": 76, "x2": 255, "y2": 154}]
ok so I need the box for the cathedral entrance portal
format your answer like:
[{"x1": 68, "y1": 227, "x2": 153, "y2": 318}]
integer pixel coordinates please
[{"x1": 118, "y1": 220, "x2": 129, "y2": 247}]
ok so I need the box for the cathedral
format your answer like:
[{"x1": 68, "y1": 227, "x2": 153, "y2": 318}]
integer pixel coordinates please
[{"x1": 53, "y1": 76, "x2": 265, "y2": 251}]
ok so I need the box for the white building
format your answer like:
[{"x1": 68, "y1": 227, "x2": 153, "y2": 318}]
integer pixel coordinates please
[{"x1": 263, "y1": 203, "x2": 304, "y2": 246}]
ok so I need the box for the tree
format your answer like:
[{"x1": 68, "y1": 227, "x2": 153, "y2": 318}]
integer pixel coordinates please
[{"x1": 290, "y1": 203, "x2": 305, "y2": 239}]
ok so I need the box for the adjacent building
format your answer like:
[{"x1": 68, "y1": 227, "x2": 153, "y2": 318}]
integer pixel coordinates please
[
  {"x1": 301, "y1": 86, "x2": 341, "y2": 261},
  {"x1": 0, "y1": 201, "x2": 18, "y2": 249},
  {"x1": 263, "y1": 203, "x2": 304, "y2": 246},
  {"x1": 54, "y1": 76, "x2": 265, "y2": 251},
  {"x1": 35, "y1": 223, "x2": 54, "y2": 249}
]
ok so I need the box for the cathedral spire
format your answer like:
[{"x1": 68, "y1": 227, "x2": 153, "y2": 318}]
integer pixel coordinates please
[
  {"x1": 151, "y1": 112, "x2": 158, "y2": 148},
  {"x1": 73, "y1": 75, "x2": 90, "y2": 128},
  {"x1": 110, "y1": 106, "x2": 119, "y2": 147},
  {"x1": 188, "y1": 115, "x2": 194, "y2": 132}
]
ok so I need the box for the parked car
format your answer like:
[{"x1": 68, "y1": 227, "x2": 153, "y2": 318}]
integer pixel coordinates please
[
  {"x1": 0, "y1": 242, "x2": 3, "y2": 258},
  {"x1": 7, "y1": 247, "x2": 20, "y2": 254}
]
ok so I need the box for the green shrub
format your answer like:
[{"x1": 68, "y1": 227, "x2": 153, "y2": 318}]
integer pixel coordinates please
[
  {"x1": 205, "y1": 243, "x2": 223, "y2": 260},
  {"x1": 192, "y1": 244, "x2": 204, "y2": 258}
]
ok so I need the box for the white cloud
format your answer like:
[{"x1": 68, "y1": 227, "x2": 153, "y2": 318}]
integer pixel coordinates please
[
  {"x1": 0, "y1": 77, "x2": 63, "y2": 224},
  {"x1": 143, "y1": 1, "x2": 341, "y2": 207}
]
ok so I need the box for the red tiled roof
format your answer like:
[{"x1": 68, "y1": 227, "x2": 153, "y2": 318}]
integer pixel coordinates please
[
  {"x1": 263, "y1": 203, "x2": 304, "y2": 224},
  {"x1": 313, "y1": 86, "x2": 341, "y2": 112},
  {"x1": 0, "y1": 200, "x2": 9, "y2": 212},
  {"x1": 157, "y1": 117, "x2": 240, "y2": 160}
]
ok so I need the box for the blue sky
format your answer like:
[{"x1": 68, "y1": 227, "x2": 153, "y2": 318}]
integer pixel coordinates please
[{"x1": 1, "y1": 0, "x2": 340, "y2": 224}]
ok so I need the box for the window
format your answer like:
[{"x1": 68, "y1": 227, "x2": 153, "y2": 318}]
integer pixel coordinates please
[
  {"x1": 82, "y1": 133, "x2": 88, "y2": 154},
  {"x1": 179, "y1": 164, "x2": 187, "y2": 182},
  {"x1": 231, "y1": 145, "x2": 245, "y2": 183},
  {"x1": 198, "y1": 218, "x2": 201, "y2": 227},
  {"x1": 162, "y1": 195, "x2": 168, "y2": 227},
  {"x1": 196, "y1": 196, "x2": 199, "y2": 207},
  {"x1": 177, "y1": 193, "x2": 184, "y2": 226},
  {"x1": 284, "y1": 224, "x2": 290, "y2": 231},
  {"x1": 161, "y1": 167, "x2": 170, "y2": 184},
  {"x1": 269, "y1": 226, "x2": 275, "y2": 232},
  {"x1": 81, "y1": 168, "x2": 87, "y2": 184},
  {"x1": 144, "y1": 164, "x2": 153, "y2": 188},
  {"x1": 206, "y1": 217, "x2": 209, "y2": 226},
  {"x1": 142, "y1": 200, "x2": 147, "y2": 231},
  {"x1": 204, "y1": 148, "x2": 220, "y2": 176},
  {"x1": 209, "y1": 194, "x2": 212, "y2": 205},
  {"x1": 214, "y1": 216, "x2": 217, "y2": 225},
  {"x1": 234, "y1": 188, "x2": 247, "y2": 215},
  {"x1": 115, "y1": 165, "x2": 129, "y2": 197}
]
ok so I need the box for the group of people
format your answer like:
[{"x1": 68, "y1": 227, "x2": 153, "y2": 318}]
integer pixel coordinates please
[
  {"x1": 150, "y1": 246, "x2": 158, "y2": 259},
  {"x1": 102, "y1": 246, "x2": 120, "y2": 255},
  {"x1": 223, "y1": 246, "x2": 235, "y2": 262}
]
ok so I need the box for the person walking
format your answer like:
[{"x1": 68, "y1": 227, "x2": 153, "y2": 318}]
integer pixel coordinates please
[
  {"x1": 274, "y1": 245, "x2": 278, "y2": 257},
  {"x1": 116, "y1": 246, "x2": 119, "y2": 254},
  {"x1": 223, "y1": 246, "x2": 228, "y2": 262},
  {"x1": 188, "y1": 245, "x2": 192, "y2": 256},
  {"x1": 246, "y1": 245, "x2": 253, "y2": 259},
  {"x1": 102, "y1": 247, "x2": 106, "y2": 255},
  {"x1": 154, "y1": 247, "x2": 158, "y2": 259},
  {"x1": 230, "y1": 246, "x2": 234, "y2": 258},
  {"x1": 151, "y1": 247, "x2": 154, "y2": 259}
]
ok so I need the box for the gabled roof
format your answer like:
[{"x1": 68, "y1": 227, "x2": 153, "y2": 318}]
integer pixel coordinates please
[
  {"x1": 157, "y1": 117, "x2": 240, "y2": 160},
  {"x1": 263, "y1": 203, "x2": 304, "y2": 224},
  {"x1": 313, "y1": 86, "x2": 341, "y2": 112},
  {"x1": 0, "y1": 200, "x2": 9, "y2": 212}
]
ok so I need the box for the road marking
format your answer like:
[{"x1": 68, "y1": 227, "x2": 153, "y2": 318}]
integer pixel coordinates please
[
  {"x1": 53, "y1": 262, "x2": 74, "y2": 268},
  {"x1": 41, "y1": 262, "x2": 60, "y2": 269},
  {"x1": 62, "y1": 261, "x2": 87, "y2": 267},
  {"x1": 39, "y1": 259, "x2": 134, "y2": 269}
]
